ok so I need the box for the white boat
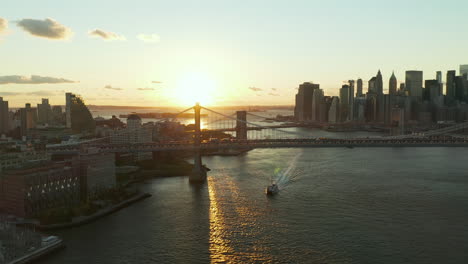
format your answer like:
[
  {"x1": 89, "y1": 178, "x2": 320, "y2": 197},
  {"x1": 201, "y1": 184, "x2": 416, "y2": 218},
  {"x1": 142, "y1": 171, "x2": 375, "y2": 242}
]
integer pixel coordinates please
[{"x1": 266, "y1": 183, "x2": 279, "y2": 195}]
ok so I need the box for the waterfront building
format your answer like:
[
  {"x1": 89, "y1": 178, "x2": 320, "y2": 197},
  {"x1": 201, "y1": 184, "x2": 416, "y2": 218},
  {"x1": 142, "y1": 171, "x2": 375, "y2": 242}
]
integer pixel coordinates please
[
  {"x1": 328, "y1": 97, "x2": 340, "y2": 124},
  {"x1": 0, "y1": 97, "x2": 9, "y2": 135},
  {"x1": 389, "y1": 72, "x2": 397, "y2": 95},
  {"x1": 454, "y1": 76, "x2": 467, "y2": 102},
  {"x1": 391, "y1": 108, "x2": 405, "y2": 135},
  {"x1": 354, "y1": 97, "x2": 366, "y2": 122},
  {"x1": 339, "y1": 85, "x2": 350, "y2": 122},
  {"x1": 356, "y1": 78, "x2": 363, "y2": 97},
  {"x1": 405, "y1": 71, "x2": 423, "y2": 98},
  {"x1": 425, "y1": 80, "x2": 441, "y2": 104},
  {"x1": 294, "y1": 82, "x2": 319, "y2": 121},
  {"x1": 78, "y1": 149, "x2": 116, "y2": 199},
  {"x1": 110, "y1": 114, "x2": 152, "y2": 161},
  {"x1": 0, "y1": 160, "x2": 80, "y2": 218},
  {"x1": 37, "y1": 98, "x2": 52, "y2": 125},
  {"x1": 0, "y1": 151, "x2": 50, "y2": 172},
  {"x1": 311, "y1": 89, "x2": 324, "y2": 122}
]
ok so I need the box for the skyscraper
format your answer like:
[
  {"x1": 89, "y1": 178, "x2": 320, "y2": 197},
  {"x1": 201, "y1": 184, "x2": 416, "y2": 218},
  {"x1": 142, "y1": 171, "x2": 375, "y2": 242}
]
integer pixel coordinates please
[
  {"x1": 446, "y1": 70, "x2": 456, "y2": 101},
  {"x1": 328, "y1": 97, "x2": 340, "y2": 124},
  {"x1": 19, "y1": 103, "x2": 37, "y2": 136},
  {"x1": 311, "y1": 89, "x2": 324, "y2": 122},
  {"x1": 356, "y1": 78, "x2": 363, "y2": 97},
  {"x1": 340, "y1": 85, "x2": 350, "y2": 121},
  {"x1": 348, "y1": 80, "x2": 355, "y2": 121},
  {"x1": 460, "y1": 65, "x2": 468, "y2": 80},
  {"x1": 389, "y1": 72, "x2": 397, "y2": 95},
  {"x1": 294, "y1": 82, "x2": 319, "y2": 121},
  {"x1": 0, "y1": 97, "x2": 9, "y2": 135},
  {"x1": 405, "y1": 71, "x2": 423, "y2": 98},
  {"x1": 70, "y1": 95, "x2": 95, "y2": 133},
  {"x1": 375, "y1": 70, "x2": 383, "y2": 95},
  {"x1": 37, "y1": 98, "x2": 52, "y2": 125}
]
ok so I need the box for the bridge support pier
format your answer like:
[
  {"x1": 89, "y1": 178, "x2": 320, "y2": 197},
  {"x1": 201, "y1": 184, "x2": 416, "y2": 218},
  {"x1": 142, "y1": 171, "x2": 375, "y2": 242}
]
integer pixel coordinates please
[
  {"x1": 236, "y1": 111, "x2": 248, "y2": 140},
  {"x1": 190, "y1": 103, "x2": 207, "y2": 183}
]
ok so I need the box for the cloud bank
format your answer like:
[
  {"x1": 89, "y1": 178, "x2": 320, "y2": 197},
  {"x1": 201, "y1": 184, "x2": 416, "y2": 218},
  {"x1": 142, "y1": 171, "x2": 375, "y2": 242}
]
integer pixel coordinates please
[
  {"x1": 0, "y1": 17, "x2": 7, "y2": 33},
  {"x1": 137, "y1": 34, "x2": 160, "y2": 43},
  {"x1": 0, "y1": 75, "x2": 76, "y2": 85},
  {"x1": 0, "y1": 90, "x2": 60, "y2": 97},
  {"x1": 137, "y1": 88, "x2": 155, "y2": 91},
  {"x1": 16, "y1": 18, "x2": 73, "y2": 40},
  {"x1": 104, "y1": 85, "x2": 123, "y2": 90},
  {"x1": 248, "y1": 87, "x2": 262, "y2": 92},
  {"x1": 152, "y1": 81, "x2": 162, "y2": 84},
  {"x1": 89, "y1": 29, "x2": 126, "y2": 41}
]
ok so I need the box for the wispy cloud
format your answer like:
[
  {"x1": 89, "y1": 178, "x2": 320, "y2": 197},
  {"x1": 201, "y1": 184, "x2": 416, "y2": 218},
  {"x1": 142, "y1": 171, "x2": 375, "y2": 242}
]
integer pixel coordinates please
[
  {"x1": 152, "y1": 81, "x2": 163, "y2": 84},
  {"x1": 89, "y1": 29, "x2": 126, "y2": 41},
  {"x1": 0, "y1": 90, "x2": 60, "y2": 97},
  {"x1": 136, "y1": 88, "x2": 155, "y2": 91},
  {"x1": 0, "y1": 17, "x2": 7, "y2": 34},
  {"x1": 271, "y1": 88, "x2": 277, "y2": 91},
  {"x1": 104, "y1": 85, "x2": 123, "y2": 91},
  {"x1": 248, "y1": 87, "x2": 262, "y2": 92},
  {"x1": 16, "y1": 18, "x2": 73, "y2": 40},
  {"x1": 137, "y1": 34, "x2": 160, "y2": 43},
  {"x1": 0, "y1": 75, "x2": 76, "y2": 85},
  {"x1": 268, "y1": 92, "x2": 280, "y2": 96}
]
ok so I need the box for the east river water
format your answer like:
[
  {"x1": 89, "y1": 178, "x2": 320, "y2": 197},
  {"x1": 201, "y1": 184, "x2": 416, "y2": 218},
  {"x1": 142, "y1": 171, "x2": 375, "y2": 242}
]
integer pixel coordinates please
[
  {"x1": 39, "y1": 145, "x2": 468, "y2": 264},
  {"x1": 38, "y1": 108, "x2": 468, "y2": 263}
]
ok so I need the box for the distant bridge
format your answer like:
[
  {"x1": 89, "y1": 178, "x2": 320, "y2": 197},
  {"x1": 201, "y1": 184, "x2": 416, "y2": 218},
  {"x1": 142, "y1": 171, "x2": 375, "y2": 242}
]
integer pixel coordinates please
[{"x1": 47, "y1": 103, "x2": 468, "y2": 182}]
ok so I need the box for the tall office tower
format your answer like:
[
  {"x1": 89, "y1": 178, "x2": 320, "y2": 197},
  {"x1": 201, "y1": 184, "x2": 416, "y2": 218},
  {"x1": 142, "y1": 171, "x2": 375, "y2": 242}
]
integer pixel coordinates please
[
  {"x1": 19, "y1": 103, "x2": 37, "y2": 136},
  {"x1": 52, "y1": 106, "x2": 64, "y2": 125},
  {"x1": 66, "y1": 92, "x2": 75, "y2": 128},
  {"x1": 436, "y1": 71, "x2": 443, "y2": 95},
  {"x1": 368, "y1": 77, "x2": 376, "y2": 94},
  {"x1": 294, "y1": 82, "x2": 319, "y2": 121},
  {"x1": 328, "y1": 97, "x2": 340, "y2": 124},
  {"x1": 0, "y1": 97, "x2": 9, "y2": 135},
  {"x1": 425, "y1": 80, "x2": 441, "y2": 104},
  {"x1": 37, "y1": 98, "x2": 52, "y2": 125},
  {"x1": 405, "y1": 71, "x2": 423, "y2": 98},
  {"x1": 446, "y1": 70, "x2": 456, "y2": 101},
  {"x1": 356, "y1": 78, "x2": 363, "y2": 97},
  {"x1": 460, "y1": 65, "x2": 468, "y2": 80},
  {"x1": 375, "y1": 70, "x2": 383, "y2": 95},
  {"x1": 340, "y1": 85, "x2": 350, "y2": 121},
  {"x1": 311, "y1": 89, "x2": 324, "y2": 122},
  {"x1": 454, "y1": 76, "x2": 467, "y2": 102},
  {"x1": 389, "y1": 72, "x2": 397, "y2": 95},
  {"x1": 348, "y1": 80, "x2": 355, "y2": 121}
]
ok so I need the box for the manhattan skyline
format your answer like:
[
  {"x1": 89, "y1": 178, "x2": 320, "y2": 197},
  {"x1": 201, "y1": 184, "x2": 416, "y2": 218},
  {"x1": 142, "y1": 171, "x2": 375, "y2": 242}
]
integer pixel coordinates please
[{"x1": 1, "y1": 0, "x2": 468, "y2": 107}]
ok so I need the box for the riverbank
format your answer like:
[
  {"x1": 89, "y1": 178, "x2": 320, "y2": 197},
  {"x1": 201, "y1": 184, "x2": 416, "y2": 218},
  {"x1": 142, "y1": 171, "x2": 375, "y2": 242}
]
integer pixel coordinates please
[
  {"x1": 36, "y1": 192, "x2": 151, "y2": 231},
  {"x1": 8, "y1": 238, "x2": 64, "y2": 264}
]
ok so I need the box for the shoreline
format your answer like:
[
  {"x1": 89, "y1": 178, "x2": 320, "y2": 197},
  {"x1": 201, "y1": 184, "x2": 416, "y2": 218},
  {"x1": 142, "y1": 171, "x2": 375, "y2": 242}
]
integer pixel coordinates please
[{"x1": 35, "y1": 192, "x2": 151, "y2": 231}]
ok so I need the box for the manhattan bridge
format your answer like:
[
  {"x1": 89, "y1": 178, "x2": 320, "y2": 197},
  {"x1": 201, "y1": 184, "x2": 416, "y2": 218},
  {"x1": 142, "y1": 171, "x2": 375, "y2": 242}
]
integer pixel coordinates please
[{"x1": 47, "y1": 103, "x2": 468, "y2": 182}]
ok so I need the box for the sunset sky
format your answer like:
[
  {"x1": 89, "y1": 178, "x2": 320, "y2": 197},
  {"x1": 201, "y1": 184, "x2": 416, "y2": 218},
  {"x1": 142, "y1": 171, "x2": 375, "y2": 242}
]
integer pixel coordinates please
[{"x1": 1, "y1": 0, "x2": 467, "y2": 107}]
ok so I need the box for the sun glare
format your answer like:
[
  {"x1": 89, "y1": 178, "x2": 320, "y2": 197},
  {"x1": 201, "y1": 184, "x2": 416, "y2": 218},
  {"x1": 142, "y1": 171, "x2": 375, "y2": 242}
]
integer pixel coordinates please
[{"x1": 174, "y1": 71, "x2": 217, "y2": 106}]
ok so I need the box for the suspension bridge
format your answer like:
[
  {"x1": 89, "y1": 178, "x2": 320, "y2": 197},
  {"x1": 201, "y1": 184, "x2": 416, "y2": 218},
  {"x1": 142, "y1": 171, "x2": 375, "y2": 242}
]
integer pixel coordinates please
[{"x1": 47, "y1": 103, "x2": 468, "y2": 182}]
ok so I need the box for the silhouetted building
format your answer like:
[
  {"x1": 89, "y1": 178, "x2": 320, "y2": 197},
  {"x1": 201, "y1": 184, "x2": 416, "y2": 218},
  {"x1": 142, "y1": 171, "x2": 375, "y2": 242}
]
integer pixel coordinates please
[
  {"x1": 446, "y1": 70, "x2": 456, "y2": 103},
  {"x1": 328, "y1": 97, "x2": 340, "y2": 123},
  {"x1": 405, "y1": 71, "x2": 423, "y2": 98},
  {"x1": 0, "y1": 97, "x2": 9, "y2": 135},
  {"x1": 356, "y1": 78, "x2": 363, "y2": 97},
  {"x1": 69, "y1": 94, "x2": 95, "y2": 133},
  {"x1": 389, "y1": 72, "x2": 397, "y2": 95},
  {"x1": 37, "y1": 98, "x2": 52, "y2": 125},
  {"x1": 375, "y1": 70, "x2": 383, "y2": 95},
  {"x1": 425, "y1": 80, "x2": 441, "y2": 103},
  {"x1": 66, "y1": 93, "x2": 74, "y2": 128},
  {"x1": 19, "y1": 103, "x2": 37, "y2": 137},
  {"x1": 339, "y1": 85, "x2": 350, "y2": 122},
  {"x1": 348, "y1": 80, "x2": 355, "y2": 121},
  {"x1": 311, "y1": 89, "x2": 324, "y2": 122},
  {"x1": 110, "y1": 114, "x2": 152, "y2": 161},
  {"x1": 461, "y1": 64, "x2": 468, "y2": 80},
  {"x1": 294, "y1": 82, "x2": 319, "y2": 121}
]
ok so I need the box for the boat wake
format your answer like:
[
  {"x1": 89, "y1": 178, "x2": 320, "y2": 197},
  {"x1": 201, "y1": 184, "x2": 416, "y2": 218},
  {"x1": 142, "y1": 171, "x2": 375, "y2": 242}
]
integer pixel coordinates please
[{"x1": 271, "y1": 153, "x2": 303, "y2": 191}]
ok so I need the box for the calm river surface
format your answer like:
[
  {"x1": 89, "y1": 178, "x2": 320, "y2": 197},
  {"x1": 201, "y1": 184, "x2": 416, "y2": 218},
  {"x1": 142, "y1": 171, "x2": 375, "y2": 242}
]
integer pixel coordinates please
[{"x1": 39, "y1": 145, "x2": 468, "y2": 264}]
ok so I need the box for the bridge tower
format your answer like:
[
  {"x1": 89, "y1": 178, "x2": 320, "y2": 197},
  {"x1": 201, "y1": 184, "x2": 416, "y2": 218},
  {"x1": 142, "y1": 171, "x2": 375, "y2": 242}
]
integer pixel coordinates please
[
  {"x1": 236, "y1": 111, "x2": 248, "y2": 140},
  {"x1": 190, "y1": 103, "x2": 207, "y2": 183}
]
